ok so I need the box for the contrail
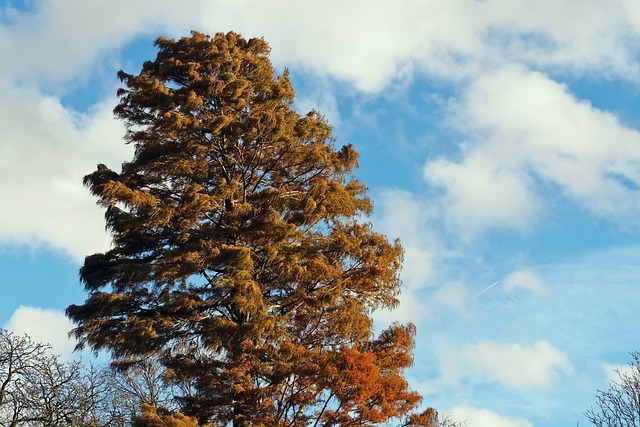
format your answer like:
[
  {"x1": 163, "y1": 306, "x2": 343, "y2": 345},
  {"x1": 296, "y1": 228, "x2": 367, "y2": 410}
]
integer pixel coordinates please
[{"x1": 475, "y1": 280, "x2": 500, "y2": 298}]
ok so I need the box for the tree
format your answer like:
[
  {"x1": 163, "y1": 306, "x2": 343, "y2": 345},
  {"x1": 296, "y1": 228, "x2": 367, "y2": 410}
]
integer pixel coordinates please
[
  {"x1": 0, "y1": 329, "x2": 76, "y2": 426},
  {"x1": 110, "y1": 357, "x2": 182, "y2": 415},
  {"x1": 67, "y1": 30, "x2": 431, "y2": 426},
  {"x1": 0, "y1": 329, "x2": 187, "y2": 426},
  {"x1": 585, "y1": 352, "x2": 640, "y2": 427},
  {"x1": 132, "y1": 404, "x2": 199, "y2": 427},
  {"x1": 67, "y1": 363, "x2": 128, "y2": 427},
  {"x1": 0, "y1": 329, "x2": 133, "y2": 427}
]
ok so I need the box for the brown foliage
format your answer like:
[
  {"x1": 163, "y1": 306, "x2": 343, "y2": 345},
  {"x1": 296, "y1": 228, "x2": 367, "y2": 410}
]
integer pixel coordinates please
[
  {"x1": 133, "y1": 404, "x2": 200, "y2": 427},
  {"x1": 67, "y1": 30, "x2": 425, "y2": 426}
]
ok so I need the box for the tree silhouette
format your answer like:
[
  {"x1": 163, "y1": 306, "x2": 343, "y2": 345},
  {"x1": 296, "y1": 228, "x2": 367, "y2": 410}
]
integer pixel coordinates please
[
  {"x1": 67, "y1": 31, "x2": 432, "y2": 426},
  {"x1": 586, "y1": 352, "x2": 640, "y2": 427}
]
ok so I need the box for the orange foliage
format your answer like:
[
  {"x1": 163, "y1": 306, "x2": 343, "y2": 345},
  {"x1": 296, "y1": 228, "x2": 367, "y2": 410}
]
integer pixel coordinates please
[
  {"x1": 133, "y1": 404, "x2": 201, "y2": 427},
  {"x1": 68, "y1": 31, "x2": 432, "y2": 426}
]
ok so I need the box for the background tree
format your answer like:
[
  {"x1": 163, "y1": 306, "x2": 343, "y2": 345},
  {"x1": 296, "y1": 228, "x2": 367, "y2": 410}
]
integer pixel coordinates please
[
  {"x1": 585, "y1": 352, "x2": 640, "y2": 427},
  {"x1": 0, "y1": 329, "x2": 187, "y2": 426},
  {"x1": 110, "y1": 357, "x2": 182, "y2": 416},
  {"x1": 67, "y1": 30, "x2": 432, "y2": 426},
  {"x1": 66, "y1": 363, "x2": 127, "y2": 427},
  {"x1": 0, "y1": 329, "x2": 77, "y2": 426},
  {"x1": 0, "y1": 330, "x2": 106, "y2": 426}
]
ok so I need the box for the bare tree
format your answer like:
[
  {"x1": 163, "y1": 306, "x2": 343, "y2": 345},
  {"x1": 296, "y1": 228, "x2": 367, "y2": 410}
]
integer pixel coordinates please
[
  {"x1": 0, "y1": 329, "x2": 67, "y2": 426},
  {"x1": 0, "y1": 329, "x2": 187, "y2": 426},
  {"x1": 110, "y1": 357, "x2": 182, "y2": 413},
  {"x1": 67, "y1": 363, "x2": 131, "y2": 427},
  {"x1": 432, "y1": 412, "x2": 468, "y2": 427},
  {"x1": 585, "y1": 351, "x2": 640, "y2": 427}
]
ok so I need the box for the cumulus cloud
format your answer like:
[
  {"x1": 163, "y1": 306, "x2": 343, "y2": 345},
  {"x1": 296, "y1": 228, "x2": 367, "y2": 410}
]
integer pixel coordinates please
[
  {"x1": 437, "y1": 340, "x2": 572, "y2": 391},
  {"x1": 450, "y1": 406, "x2": 533, "y2": 427},
  {"x1": 0, "y1": 0, "x2": 213, "y2": 86},
  {"x1": 3, "y1": 306, "x2": 76, "y2": 359},
  {"x1": 425, "y1": 65, "x2": 640, "y2": 237},
  {"x1": 0, "y1": 86, "x2": 132, "y2": 260}
]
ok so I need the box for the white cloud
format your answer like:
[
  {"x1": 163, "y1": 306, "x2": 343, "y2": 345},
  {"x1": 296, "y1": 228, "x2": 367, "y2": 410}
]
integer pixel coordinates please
[
  {"x1": 4, "y1": 0, "x2": 640, "y2": 91},
  {"x1": 425, "y1": 154, "x2": 539, "y2": 238},
  {"x1": 503, "y1": 268, "x2": 547, "y2": 295},
  {"x1": 374, "y1": 189, "x2": 442, "y2": 289},
  {"x1": 437, "y1": 340, "x2": 573, "y2": 391},
  {"x1": 293, "y1": 77, "x2": 342, "y2": 128},
  {"x1": 372, "y1": 188, "x2": 451, "y2": 325},
  {"x1": 433, "y1": 281, "x2": 474, "y2": 319},
  {"x1": 425, "y1": 65, "x2": 640, "y2": 237},
  {"x1": 0, "y1": 85, "x2": 132, "y2": 261},
  {"x1": 3, "y1": 306, "x2": 76, "y2": 359},
  {"x1": 0, "y1": 0, "x2": 212, "y2": 86},
  {"x1": 2, "y1": 0, "x2": 640, "y2": 256},
  {"x1": 450, "y1": 406, "x2": 533, "y2": 427},
  {"x1": 602, "y1": 362, "x2": 637, "y2": 385},
  {"x1": 231, "y1": 0, "x2": 640, "y2": 90}
]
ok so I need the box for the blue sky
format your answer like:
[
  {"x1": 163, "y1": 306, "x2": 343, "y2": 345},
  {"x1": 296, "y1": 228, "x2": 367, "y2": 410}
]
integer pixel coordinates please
[{"x1": 3, "y1": 1, "x2": 640, "y2": 426}]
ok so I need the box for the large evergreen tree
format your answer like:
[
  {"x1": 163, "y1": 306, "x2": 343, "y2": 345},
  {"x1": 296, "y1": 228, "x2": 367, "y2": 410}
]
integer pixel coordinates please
[{"x1": 67, "y1": 31, "x2": 433, "y2": 426}]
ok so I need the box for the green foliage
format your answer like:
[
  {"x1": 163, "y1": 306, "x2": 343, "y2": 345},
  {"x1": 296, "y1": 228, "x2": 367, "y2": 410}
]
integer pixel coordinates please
[{"x1": 67, "y1": 30, "x2": 432, "y2": 426}]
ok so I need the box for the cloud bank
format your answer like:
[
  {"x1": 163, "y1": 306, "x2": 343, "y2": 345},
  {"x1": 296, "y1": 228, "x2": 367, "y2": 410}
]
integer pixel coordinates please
[{"x1": 3, "y1": 0, "x2": 640, "y2": 257}]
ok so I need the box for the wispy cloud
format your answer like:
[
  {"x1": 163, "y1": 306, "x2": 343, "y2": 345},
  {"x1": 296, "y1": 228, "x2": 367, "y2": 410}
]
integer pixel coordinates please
[
  {"x1": 602, "y1": 361, "x2": 636, "y2": 385},
  {"x1": 503, "y1": 268, "x2": 547, "y2": 295},
  {"x1": 435, "y1": 340, "x2": 573, "y2": 392}
]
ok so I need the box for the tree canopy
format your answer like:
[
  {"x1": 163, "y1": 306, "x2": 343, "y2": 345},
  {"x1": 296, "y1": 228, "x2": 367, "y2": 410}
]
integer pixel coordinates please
[{"x1": 67, "y1": 31, "x2": 433, "y2": 426}]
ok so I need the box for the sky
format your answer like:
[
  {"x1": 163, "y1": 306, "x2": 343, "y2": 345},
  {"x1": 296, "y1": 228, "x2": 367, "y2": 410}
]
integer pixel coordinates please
[{"x1": 2, "y1": 1, "x2": 640, "y2": 426}]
